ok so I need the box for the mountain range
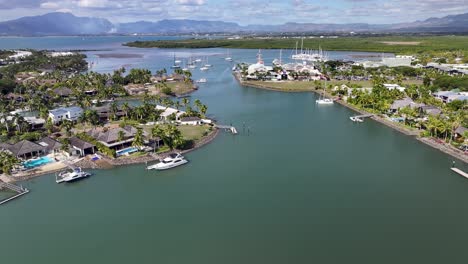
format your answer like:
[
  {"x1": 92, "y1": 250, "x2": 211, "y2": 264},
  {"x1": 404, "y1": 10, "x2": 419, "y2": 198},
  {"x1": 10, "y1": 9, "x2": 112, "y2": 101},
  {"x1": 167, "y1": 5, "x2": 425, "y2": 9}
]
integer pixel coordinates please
[{"x1": 0, "y1": 12, "x2": 467, "y2": 36}]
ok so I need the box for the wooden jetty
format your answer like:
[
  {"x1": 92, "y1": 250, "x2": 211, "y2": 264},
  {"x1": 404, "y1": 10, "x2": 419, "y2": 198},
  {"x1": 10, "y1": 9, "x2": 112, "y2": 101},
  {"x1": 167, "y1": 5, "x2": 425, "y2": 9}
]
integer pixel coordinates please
[
  {"x1": 350, "y1": 114, "x2": 374, "y2": 123},
  {"x1": 215, "y1": 125, "x2": 238, "y2": 134},
  {"x1": 0, "y1": 181, "x2": 29, "y2": 205},
  {"x1": 451, "y1": 167, "x2": 468, "y2": 179}
]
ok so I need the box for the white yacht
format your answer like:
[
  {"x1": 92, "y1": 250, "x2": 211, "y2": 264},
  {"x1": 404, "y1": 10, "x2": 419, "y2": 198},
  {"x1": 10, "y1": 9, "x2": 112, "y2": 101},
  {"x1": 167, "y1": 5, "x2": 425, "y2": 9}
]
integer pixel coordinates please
[
  {"x1": 56, "y1": 168, "x2": 91, "y2": 183},
  {"x1": 194, "y1": 58, "x2": 202, "y2": 63},
  {"x1": 146, "y1": 153, "x2": 188, "y2": 170},
  {"x1": 196, "y1": 78, "x2": 207, "y2": 83},
  {"x1": 200, "y1": 66, "x2": 209, "y2": 71}
]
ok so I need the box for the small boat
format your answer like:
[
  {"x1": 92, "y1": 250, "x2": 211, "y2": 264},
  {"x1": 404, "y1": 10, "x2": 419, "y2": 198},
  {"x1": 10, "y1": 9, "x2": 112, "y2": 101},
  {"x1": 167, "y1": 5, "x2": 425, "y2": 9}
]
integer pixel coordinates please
[
  {"x1": 188, "y1": 64, "x2": 196, "y2": 69},
  {"x1": 316, "y1": 98, "x2": 334, "y2": 104},
  {"x1": 194, "y1": 58, "x2": 202, "y2": 63},
  {"x1": 56, "y1": 168, "x2": 91, "y2": 183},
  {"x1": 200, "y1": 66, "x2": 209, "y2": 71},
  {"x1": 147, "y1": 153, "x2": 188, "y2": 170},
  {"x1": 196, "y1": 78, "x2": 207, "y2": 83}
]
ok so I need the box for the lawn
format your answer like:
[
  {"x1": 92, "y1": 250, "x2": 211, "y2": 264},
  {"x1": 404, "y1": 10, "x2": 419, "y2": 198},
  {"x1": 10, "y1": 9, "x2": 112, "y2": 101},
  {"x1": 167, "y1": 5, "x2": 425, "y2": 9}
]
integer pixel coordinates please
[{"x1": 178, "y1": 125, "x2": 211, "y2": 141}]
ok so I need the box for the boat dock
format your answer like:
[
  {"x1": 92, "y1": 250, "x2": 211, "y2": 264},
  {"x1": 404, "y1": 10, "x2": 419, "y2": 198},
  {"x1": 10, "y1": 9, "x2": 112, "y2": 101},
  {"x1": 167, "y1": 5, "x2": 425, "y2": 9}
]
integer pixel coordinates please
[
  {"x1": 350, "y1": 114, "x2": 374, "y2": 122},
  {"x1": 451, "y1": 167, "x2": 468, "y2": 179},
  {"x1": 0, "y1": 181, "x2": 29, "y2": 205},
  {"x1": 215, "y1": 125, "x2": 238, "y2": 134}
]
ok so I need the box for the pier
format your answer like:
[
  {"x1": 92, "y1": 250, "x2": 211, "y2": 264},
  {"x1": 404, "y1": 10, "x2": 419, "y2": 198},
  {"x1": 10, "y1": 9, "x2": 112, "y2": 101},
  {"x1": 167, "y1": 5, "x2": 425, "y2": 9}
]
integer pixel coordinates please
[
  {"x1": 215, "y1": 125, "x2": 238, "y2": 134},
  {"x1": 451, "y1": 167, "x2": 468, "y2": 179},
  {"x1": 0, "y1": 181, "x2": 29, "y2": 205}
]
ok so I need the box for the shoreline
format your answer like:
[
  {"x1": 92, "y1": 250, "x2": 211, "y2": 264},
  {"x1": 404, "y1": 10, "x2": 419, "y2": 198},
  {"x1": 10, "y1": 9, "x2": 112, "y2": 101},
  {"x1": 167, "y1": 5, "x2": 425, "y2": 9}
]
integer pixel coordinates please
[
  {"x1": 235, "y1": 74, "x2": 468, "y2": 164},
  {"x1": 1, "y1": 128, "x2": 220, "y2": 184}
]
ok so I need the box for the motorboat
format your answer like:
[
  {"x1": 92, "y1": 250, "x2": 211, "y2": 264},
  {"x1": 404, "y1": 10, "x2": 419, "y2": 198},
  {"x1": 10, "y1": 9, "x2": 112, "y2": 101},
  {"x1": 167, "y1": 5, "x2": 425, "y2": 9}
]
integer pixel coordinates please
[
  {"x1": 200, "y1": 66, "x2": 209, "y2": 71},
  {"x1": 146, "y1": 153, "x2": 188, "y2": 170},
  {"x1": 316, "y1": 98, "x2": 334, "y2": 104},
  {"x1": 196, "y1": 78, "x2": 207, "y2": 83},
  {"x1": 194, "y1": 58, "x2": 202, "y2": 63},
  {"x1": 56, "y1": 168, "x2": 91, "y2": 183}
]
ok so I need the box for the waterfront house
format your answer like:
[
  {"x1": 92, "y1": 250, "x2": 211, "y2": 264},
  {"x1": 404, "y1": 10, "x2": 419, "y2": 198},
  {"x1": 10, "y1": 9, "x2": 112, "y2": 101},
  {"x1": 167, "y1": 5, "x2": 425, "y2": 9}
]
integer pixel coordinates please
[
  {"x1": 418, "y1": 105, "x2": 442, "y2": 117},
  {"x1": 433, "y1": 91, "x2": 457, "y2": 103},
  {"x1": 49, "y1": 106, "x2": 83, "y2": 124},
  {"x1": 69, "y1": 137, "x2": 95, "y2": 157},
  {"x1": 91, "y1": 105, "x2": 126, "y2": 121},
  {"x1": 37, "y1": 137, "x2": 63, "y2": 155},
  {"x1": 156, "y1": 105, "x2": 186, "y2": 121},
  {"x1": 454, "y1": 126, "x2": 467, "y2": 139},
  {"x1": 87, "y1": 126, "x2": 140, "y2": 149},
  {"x1": 0, "y1": 140, "x2": 47, "y2": 159},
  {"x1": 389, "y1": 98, "x2": 421, "y2": 113},
  {"x1": 179, "y1": 116, "x2": 202, "y2": 126}
]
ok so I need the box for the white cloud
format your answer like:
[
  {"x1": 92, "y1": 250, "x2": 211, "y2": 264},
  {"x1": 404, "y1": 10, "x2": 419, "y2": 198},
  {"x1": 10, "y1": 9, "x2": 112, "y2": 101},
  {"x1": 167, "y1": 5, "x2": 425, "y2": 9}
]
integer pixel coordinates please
[
  {"x1": 175, "y1": 0, "x2": 205, "y2": 6},
  {"x1": 40, "y1": 2, "x2": 59, "y2": 8}
]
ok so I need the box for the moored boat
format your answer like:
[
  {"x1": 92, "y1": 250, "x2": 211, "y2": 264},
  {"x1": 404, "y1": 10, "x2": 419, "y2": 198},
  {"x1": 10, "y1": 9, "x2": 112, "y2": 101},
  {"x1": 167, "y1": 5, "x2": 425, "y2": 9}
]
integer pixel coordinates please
[
  {"x1": 56, "y1": 168, "x2": 91, "y2": 183},
  {"x1": 146, "y1": 153, "x2": 188, "y2": 170}
]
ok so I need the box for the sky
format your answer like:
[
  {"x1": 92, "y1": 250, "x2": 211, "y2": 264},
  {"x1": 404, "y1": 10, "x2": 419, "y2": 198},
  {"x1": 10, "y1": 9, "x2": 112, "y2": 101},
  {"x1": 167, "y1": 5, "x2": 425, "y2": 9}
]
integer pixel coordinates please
[{"x1": 0, "y1": 0, "x2": 467, "y2": 25}]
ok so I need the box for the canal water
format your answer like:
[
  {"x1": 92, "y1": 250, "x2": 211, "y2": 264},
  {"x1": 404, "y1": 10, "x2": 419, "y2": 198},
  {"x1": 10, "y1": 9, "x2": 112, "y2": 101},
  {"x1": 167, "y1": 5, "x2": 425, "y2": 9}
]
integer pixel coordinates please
[{"x1": 1, "y1": 37, "x2": 467, "y2": 264}]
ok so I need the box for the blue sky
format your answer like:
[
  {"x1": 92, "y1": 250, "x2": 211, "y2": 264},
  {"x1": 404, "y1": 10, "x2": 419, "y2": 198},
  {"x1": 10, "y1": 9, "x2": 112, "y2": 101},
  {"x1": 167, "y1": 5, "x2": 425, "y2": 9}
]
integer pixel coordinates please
[{"x1": 0, "y1": 0, "x2": 467, "y2": 24}]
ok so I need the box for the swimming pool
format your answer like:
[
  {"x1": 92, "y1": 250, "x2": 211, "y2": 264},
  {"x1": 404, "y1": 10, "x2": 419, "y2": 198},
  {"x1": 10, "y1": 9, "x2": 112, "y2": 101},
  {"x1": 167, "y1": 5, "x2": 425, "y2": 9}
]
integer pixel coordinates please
[
  {"x1": 23, "y1": 156, "x2": 54, "y2": 169},
  {"x1": 116, "y1": 147, "x2": 139, "y2": 156}
]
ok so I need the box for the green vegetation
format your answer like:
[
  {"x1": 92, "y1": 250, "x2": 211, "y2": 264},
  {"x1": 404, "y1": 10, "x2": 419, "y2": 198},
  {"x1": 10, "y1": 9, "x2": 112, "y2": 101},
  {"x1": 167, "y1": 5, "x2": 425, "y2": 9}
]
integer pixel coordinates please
[
  {"x1": 432, "y1": 76, "x2": 468, "y2": 91},
  {"x1": 76, "y1": 132, "x2": 117, "y2": 158},
  {"x1": 125, "y1": 36, "x2": 468, "y2": 55}
]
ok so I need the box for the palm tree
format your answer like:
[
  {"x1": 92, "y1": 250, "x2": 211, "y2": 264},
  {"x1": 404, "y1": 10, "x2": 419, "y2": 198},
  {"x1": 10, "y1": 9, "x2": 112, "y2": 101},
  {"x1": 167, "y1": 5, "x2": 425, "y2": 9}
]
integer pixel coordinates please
[
  {"x1": 182, "y1": 98, "x2": 189, "y2": 108},
  {"x1": 122, "y1": 102, "x2": 130, "y2": 120},
  {"x1": 151, "y1": 125, "x2": 164, "y2": 152},
  {"x1": 0, "y1": 151, "x2": 20, "y2": 175},
  {"x1": 194, "y1": 99, "x2": 202, "y2": 113},
  {"x1": 110, "y1": 102, "x2": 118, "y2": 121},
  {"x1": 60, "y1": 119, "x2": 74, "y2": 137},
  {"x1": 132, "y1": 127, "x2": 144, "y2": 148},
  {"x1": 117, "y1": 130, "x2": 126, "y2": 150}
]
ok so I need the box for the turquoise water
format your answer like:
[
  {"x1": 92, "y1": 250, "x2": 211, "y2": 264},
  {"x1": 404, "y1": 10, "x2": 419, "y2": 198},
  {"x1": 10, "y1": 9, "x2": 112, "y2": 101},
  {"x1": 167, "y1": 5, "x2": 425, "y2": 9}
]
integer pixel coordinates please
[
  {"x1": 22, "y1": 156, "x2": 54, "y2": 169},
  {"x1": 116, "y1": 147, "x2": 139, "y2": 156},
  {"x1": 1, "y1": 37, "x2": 468, "y2": 264}
]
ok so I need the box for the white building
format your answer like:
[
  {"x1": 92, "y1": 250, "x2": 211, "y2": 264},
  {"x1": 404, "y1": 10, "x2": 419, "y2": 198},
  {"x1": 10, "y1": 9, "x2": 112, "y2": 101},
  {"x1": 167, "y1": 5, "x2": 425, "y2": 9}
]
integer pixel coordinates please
[
  {"x1": 383, "y1": 84, "x2": 406, "y2": 92},
  {"x1": 179, "y1": 117, "x2": 202, "y2": 126},
  {"x1": 155, "y1": 105, "x2": 186, "y2": 121},
  {"x1": 49, "y1": 106, "x2": 83, "y2": 124}
]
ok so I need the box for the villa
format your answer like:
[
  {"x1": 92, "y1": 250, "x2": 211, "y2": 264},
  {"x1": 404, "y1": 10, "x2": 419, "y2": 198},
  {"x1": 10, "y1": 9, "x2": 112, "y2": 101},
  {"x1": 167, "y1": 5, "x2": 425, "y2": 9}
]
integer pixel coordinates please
[
  {"x1": 87, "y1": 126, "x2": 140, "y2": 149},
  {"x1": 37, "y1": 137, "x2": 63, "y2": 155},
  {"x1": 0, "y1": 140, "x2": 47, "y2": 159},
  {"x1": 156, "y1": 105, "x2": 186, "y2": 121},
  {"x1": 433, "y1": 91, "x2": 468, "y2": 103},
  {"x1": 389, "y1": 98, "x2": 421, "y2": 113},
  {"x1": 49, "y1": 106, "x2": 83, "y2": 124},
  {"x1": 52, "y1": 87, "x2": 73, "y2": 98},
  {"x1": 69, "y1": 136, "x2": 96, "y2": 157}
]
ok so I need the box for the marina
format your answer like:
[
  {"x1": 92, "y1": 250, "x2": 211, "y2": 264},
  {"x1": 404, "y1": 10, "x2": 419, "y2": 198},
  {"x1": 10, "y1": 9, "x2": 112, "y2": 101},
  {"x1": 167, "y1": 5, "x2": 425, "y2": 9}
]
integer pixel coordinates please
[{"x1": 0, "y1": 37, "x2": 467, "y2": 264}]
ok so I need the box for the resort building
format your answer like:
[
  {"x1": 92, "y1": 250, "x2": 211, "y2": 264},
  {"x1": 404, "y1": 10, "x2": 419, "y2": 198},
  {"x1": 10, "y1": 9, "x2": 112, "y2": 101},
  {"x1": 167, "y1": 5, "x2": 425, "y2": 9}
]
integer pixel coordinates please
[
  {"x1": 69, "y1": 137, "x2": 96, "y2": 157},
  {"x1": 0, "y1": 140, "x2": 47, "y2": 159},
  {"x1": 247, "y1": 50, "x2": 273, "y2": 77},
  {"x1": 92, "y1": 105, "x2": 126, "y2": 121},
  {"x1": 52, "y1": 87, "x2": 73, "y2": 98},
  {"x1": 49, "y1": 106, "x2": 83, "y2": 124}
]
